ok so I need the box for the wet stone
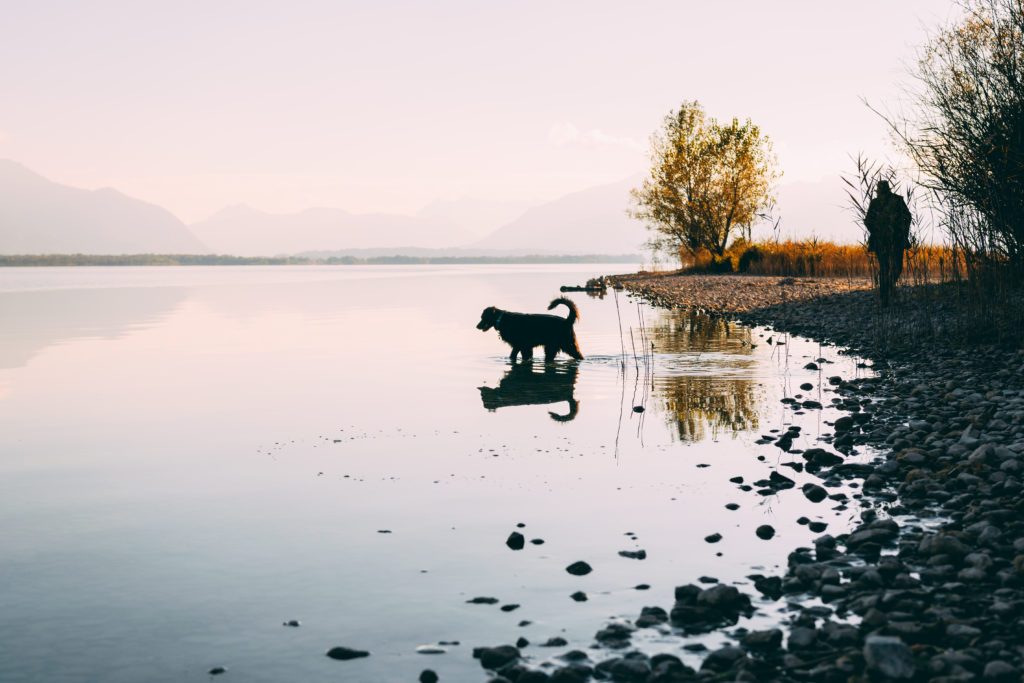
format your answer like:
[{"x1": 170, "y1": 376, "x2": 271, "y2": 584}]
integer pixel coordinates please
[
  {"x1": 570, "y1": 591, "x2": 587, "y2": 602},
  {"x1": 472, "y1": 645, "x2": 521, "y2": 670},
  {"x1": 701, "y1": 645, "x2": 746, "y2": 672},
  {"x1": 419, "y1": 670, "x2": 439, "y2": 683},
  {"x1": 802, "y1": 483, "x2": 828, "y2": 503},
  {"x1": 594, "y1": 622, "x2": 633, "y2": 649},
  {"x1": 704, "y1": 533, "x2": 723, "y2": 543},
  {"x1": 565, "y1": 561, "x2": 592, "y2": 576},
  {"x1": 741, "y1": 628, "x2": 783, "y2": 650},
  {"x1": 467, "y1": 597, "x2": 499, "y2": 605},
  {"x1": 863, "y1": 635, "x2": 915, "y2": 680},
  {"x1": 208, "y1": 667, "x2": 227, "y2": 675},
  {"x1": 326, "y1": 646, "x2": 370, "y2": 661},
  {"x1": 756, "y1": 525, "x2": 776, "y2": 540},
  {"x1": 618, "y1": 549, "x2": 647, "y2": 560},
  {"x1": 506, "y1": 532, "x2": 525, "y2": 550}
]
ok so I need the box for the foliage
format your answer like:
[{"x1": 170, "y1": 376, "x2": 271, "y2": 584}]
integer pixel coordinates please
[
  {"x1": 631, "y1": 101, "x2": 780, "y2": 261},
  {"x1": 893, "y1": 0, "x2": 1024, "y2": 269}
]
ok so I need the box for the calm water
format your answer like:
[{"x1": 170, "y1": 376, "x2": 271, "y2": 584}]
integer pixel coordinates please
[{"x1": 0, "y1": 265, "x2": 872, "y2": 682}]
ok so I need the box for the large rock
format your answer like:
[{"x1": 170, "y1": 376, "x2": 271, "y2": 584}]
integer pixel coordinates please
[
  {"x1": 700, "y1": 645, "x2": 746, "y2": 672},
  {"x1": 473, "y1": 645, "x2": 521, "y2": 670},
  {"x1": 863, "y1": 636, "x2": 915, "y2": 679}
]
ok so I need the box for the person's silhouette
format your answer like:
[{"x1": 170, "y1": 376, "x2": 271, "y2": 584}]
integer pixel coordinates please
[{"x1": 864, "y1": 180, "x2": 912, "y2": 305}]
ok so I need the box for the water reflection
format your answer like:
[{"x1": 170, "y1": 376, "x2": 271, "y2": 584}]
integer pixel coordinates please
[
  {"x1": 479, "y1": 362, "x2": 579, "y2": 421},
  {"x1": 0, "y1": 287, "x2": 185, "y2": 369},
  {"x1": 649, "y1": 311, "x2": 762, "y2": 441}
]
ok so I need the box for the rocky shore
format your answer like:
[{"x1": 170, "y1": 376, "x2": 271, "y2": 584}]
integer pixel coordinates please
[{"x1": 472, "y1": 273, "x2": 1024, "y2": 682}]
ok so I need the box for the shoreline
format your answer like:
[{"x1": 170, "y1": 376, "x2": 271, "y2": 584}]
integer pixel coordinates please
[{"x1": 478, "y1": 273, "x2": 1024, "y2": 681}]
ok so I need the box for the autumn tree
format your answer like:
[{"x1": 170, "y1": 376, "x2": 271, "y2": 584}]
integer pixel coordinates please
[{"x1": 631, "y1": 101, "x2": 779, "y2": 261}]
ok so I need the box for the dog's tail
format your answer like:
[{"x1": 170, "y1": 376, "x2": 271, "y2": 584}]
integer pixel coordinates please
[{"x1": 548, "y1": 297, "x2": 579, "y2": 324}]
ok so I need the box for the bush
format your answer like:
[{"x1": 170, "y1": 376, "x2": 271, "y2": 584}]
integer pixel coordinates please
[
  {"x1": 737, "y1": 246, "x2": 763, "y2": 273},
  {"x1": 708, "y1": 255, "x2": 734, "y2": 273}
]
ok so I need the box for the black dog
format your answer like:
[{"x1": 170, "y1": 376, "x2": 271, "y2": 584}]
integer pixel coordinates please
[
  {"x1": 479, "y1": 363, "x2": 579, "y2": 421},
  {"x1": 476, "y1": 297, "x2": 584, "y2": 362}
]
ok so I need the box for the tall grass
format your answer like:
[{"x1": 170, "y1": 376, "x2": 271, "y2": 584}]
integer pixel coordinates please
[{"x1": 680, "y1": 239, "x2": 956, "y2": 281}]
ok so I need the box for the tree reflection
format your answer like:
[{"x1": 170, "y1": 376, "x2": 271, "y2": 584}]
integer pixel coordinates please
[{"x1": 648, "y1": 310, "x2": 762, "y2": 441}]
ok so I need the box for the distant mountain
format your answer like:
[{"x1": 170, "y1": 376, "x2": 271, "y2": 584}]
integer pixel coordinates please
[
  {"x1": 190, "y1": 204, "x2": 475, "y2": 257},
  {"x1": 0, "y1": 159, "x2": 206, "y2": 254},
  {"x1": 472, "y1": 177, "x2": 649, "y2": 255},
  {"x1": 416, "y1": 197, "x2": 537, "y2": 240}
]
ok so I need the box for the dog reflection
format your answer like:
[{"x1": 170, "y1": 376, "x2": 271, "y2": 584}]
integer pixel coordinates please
[{"x1": 479, "y1": 363, "x2": 580, "y2": 422}]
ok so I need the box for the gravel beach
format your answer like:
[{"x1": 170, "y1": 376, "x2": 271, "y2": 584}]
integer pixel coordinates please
[{"x1": 475, "y1": 273, "x2": 1024, "y2": 682}]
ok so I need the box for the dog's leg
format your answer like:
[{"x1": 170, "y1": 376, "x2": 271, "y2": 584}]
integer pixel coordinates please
[
  {"x1": 509, "y1": 347, "x2": 520, "y2": 362},
  {"x1": 544, "y1": 345, "x2": 557, "y2": 362},
  {"x1": 565, "y1": 334, "x2": 584, "y2": 360},
  {"x1": 522, "y1": 347, "x2": 533, "y2": 362}
]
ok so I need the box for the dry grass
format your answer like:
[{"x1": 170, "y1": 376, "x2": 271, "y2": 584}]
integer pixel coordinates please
[{"x1": 680, "y1": 239, "x2": 958, "y2": 282}]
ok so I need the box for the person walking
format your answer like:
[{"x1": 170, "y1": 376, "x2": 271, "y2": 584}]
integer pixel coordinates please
[{"x1": 864, "y1": 180, "x2": 912, "y2": 306}]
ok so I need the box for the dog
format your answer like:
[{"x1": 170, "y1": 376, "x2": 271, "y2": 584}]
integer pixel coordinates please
[
  {"x1": 479, "y1": 363, "x2": 579, "y2": 421},
  {"x1": 476, "y1": 297, "x2": 584, "y2": 362}
]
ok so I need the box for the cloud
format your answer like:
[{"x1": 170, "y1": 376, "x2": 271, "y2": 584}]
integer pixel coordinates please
[{"x1": 548, "y1": 122, "x2": 645, "y2": 152}]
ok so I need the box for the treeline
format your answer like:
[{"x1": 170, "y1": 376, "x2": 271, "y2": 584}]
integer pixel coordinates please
[{"x1": 0, "y1": 253, "x2": 640, "y2": 267}]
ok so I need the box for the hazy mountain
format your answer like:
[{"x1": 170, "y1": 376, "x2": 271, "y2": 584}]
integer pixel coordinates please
[
  {"x1": 472, "y1": 177, "x2": 649, "y2": 255},
  {"x1": 190, "y1": 204, "x2": 475, "y2": 257},
  {"x1": 416, "y1": 197, "x2": 537, "y2": 240},
  {"x1": 0, "y1": 159, "x2": 206, "y2": 254}
]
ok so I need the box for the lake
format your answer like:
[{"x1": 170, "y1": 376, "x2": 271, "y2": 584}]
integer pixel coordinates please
[{"x1": 0, "y1": 265, "x2": 872, "y2": 682}]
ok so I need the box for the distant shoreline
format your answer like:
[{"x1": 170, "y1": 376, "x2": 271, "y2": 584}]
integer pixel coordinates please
[{"x1": 0, "y1": 254, "x2": 642, "y2": 267}]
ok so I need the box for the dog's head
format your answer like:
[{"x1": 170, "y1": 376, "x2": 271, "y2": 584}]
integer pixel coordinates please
[{"x1": 476, "y1": 306, "x2": 502, "y2": 331}]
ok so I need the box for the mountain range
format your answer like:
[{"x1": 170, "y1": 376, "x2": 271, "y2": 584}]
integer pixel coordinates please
[
  {"x1": 0, "y1": 160, "x2": 205, "y2": 254},
  {"x1": 0, "y1": 159, "x2": 856, "y2": 257}
]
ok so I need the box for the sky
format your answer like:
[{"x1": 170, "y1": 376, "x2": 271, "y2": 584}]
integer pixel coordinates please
[{"x1": 0, "y1": 0, "x2": 959, "y2": 224}]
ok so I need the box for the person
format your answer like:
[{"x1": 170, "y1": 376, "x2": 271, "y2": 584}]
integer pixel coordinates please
[{"x1": 864, "y1": 180, "x2": 912, "y2": 305}]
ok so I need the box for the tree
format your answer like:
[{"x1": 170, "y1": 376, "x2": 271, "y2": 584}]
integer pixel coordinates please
[
  {"x1": 631, "y1": 101, "x2": 779, "y2": 261},
  {"x1": 894, "y1": 0, "x2": 1024, "y2": 267}
]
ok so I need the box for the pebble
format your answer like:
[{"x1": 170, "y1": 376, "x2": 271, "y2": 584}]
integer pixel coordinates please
[
  {"x1": 704, "y1": 533, "x2": 722, "y2": 543},
  {"x1": 565, "y1": 561, "x2": 592, "y2": 576},
  {"x1": 801, "y1": 483, "x2": 827, "y2": 502},
  {"x1": 326, "y1": 646, "x2": 370, "y2": 661},
  {"x1": 755, "y1": 524, "x2": 775, "y2": 540},
  {"x1": 506, "y1": 532, "x2": 525, "y2": 550}
]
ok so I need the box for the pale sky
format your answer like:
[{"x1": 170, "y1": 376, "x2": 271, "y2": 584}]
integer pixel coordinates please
[{"x1": 0, "y1": 0, "x2": 957, "y2": 223}]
